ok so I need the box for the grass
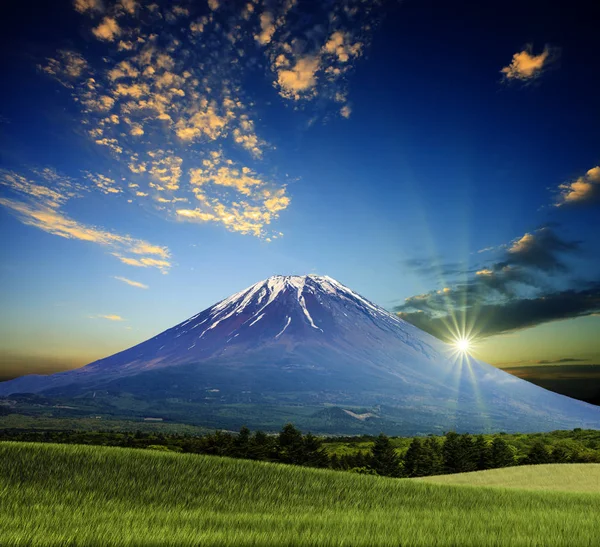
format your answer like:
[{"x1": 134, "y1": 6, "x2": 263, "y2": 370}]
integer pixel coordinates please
[
  {"x1": 419, "y1": 464, "x2": 600, "y2": 493},
  {"x1": 1, "y1": 442, "x2": 600, "y2": 546}
]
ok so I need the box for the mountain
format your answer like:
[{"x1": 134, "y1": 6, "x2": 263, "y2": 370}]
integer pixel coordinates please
[{"x1": 1, "y1": 274, "x2": 599, "y2": 434}]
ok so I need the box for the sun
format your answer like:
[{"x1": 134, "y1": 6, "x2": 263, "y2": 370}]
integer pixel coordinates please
[{"x1": 454, "y1": 337, "x2": 472, "y2": 353}]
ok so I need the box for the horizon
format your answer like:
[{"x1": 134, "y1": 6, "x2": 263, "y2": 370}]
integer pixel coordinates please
[{"x1": 1, "y1": 0, "x2": 599, "y2": 386}]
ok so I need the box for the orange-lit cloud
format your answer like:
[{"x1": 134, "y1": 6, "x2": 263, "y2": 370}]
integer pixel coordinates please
[
  {"x1": 501, "y1": 45, "x2": 556, "y2": 82},
  {"x1": 29, "y1": 0, "x2": 380, "y2": 246},
  {"x1": 92, "y1": 17, "x2": 121, "y2": 41},
  {"x1": 90, "y1": 314, "x2": 126, "y2": 321},
  {"x1": 555, "y1": 166, "x2": 600, "y2": 207},
  {"x1": 179, "y1": 151, "x2": 290, "y2": 237},
  {"x1": 113, "y1": 276, "x2": 148, "y2": 289},
  {"x1": 74, "y1": 0, "x2": 103, "y2": 14},
  {"x1": 0, "y1": 169, "x2": 171, "y2": 273}
]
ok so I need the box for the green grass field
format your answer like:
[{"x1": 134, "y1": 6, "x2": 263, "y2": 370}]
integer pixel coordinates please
[
  {"x1": 420, "y1": 464, "x2": 600, "y2": 493},
  {"x1": 1, "y1": 442, "x2": 600, "y2": 546}
]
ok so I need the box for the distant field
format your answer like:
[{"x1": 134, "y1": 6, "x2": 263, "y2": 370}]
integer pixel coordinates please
[
  {"x1": 0, "y1": 413, "x2": 213, "y2": 434},
  {"x1": 2, "y1": 443, "x2": 600, "y2": 546},
  {"x1": 419, "y1": 464, "x2": 600, "y2": 493}
]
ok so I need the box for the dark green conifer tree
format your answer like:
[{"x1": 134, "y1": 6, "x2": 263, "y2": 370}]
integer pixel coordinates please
[
  {"x1": 370, "y1": 433, "x2": 401, "y2": 477},
  {"x1": 490, "y1": 437, "x2": 515, "y2": 468},
  {"x1": 303, "y1": 433, "x2": 330, "y2": 468},
  {"x1": 423, "y1": 437, "x2": 443, "y2": 476},
  {"x1": 403, "y1": 437, "x2": 424, "y2": 477},
  {"x1": 458, "y1": 434, "x2": 477, "y2": 473},
  {"x1": 277, "y1": 423, "x2": 305, "y2": 464},
  {"x1": 232, "y1": 426, "x2": 251, "y2": 459},
  {"x1": 474, "y1": 435, "x2": 492, "y2": 471},
  {"x1": 249, "y1": 430, "x2": 272, "y2": 461},
  {"x1": 442, "y1": 432, "x2": 462, "y2": 474}
]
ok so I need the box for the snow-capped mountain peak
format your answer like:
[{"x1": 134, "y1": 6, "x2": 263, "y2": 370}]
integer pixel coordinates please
[{"x1": 1, "y1": 273, "x2": 599, "y2": 435}]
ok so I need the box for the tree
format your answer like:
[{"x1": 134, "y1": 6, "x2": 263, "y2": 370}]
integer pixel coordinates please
[
  {"x1": 551, "y1": 444, "x2": 571, "y2": 464},
  {"x1": 442, "y1": 432, "x2": 462, "y2": 474},
  {"x1": 249, "y1": 430, "x2": 272, "y2": 461},
  {"x1": 232, "y1": 426, "x2": 251, "y2": 459},
  {"x1": 490, "y1": 437, "x2": 515, "y2": 468},
  {"x1": 200, "y1": 431, "x2": 233, "y2": 456},
  {"x1": 525, "y1": 441, "x2": 551, "y2": 465},
  {"x1": 370, "y1": 433, "x2": 401, "y2": 477},
  {"x1": 403, "y1": 438, "x2": 424, "y2": 477},
  {"x1": 423, "y1": 437, "x2": 443, "y2": 476},
  {"x1": 277, "y1": 423, "x2": 305, "y2": 464},
  {"x1": 354, "y1": 451, "x2": 371, "y2": 469},
  {"x1": 474, "y1": 435, "x2": 492, "y2": 471},
  {"x1": 303, "y1": 433, "x2": 330, "y2": 468},
  {"x1": 457, "y1": 434, "x2": 477, "y2": 473}
]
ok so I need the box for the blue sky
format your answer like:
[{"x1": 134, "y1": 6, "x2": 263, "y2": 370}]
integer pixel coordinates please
[{"x1": 1, "y1": 0, "x2": 599, "y2": 377}]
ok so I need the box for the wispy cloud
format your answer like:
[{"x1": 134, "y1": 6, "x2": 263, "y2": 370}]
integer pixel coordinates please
[
  {"x1": 113, "y1": 276, "x2": 148, "y2": 289},
  {"x1": 501, "y1": 44, "x2": 558, "y2": 83},
  {"x1": 0, "y1": 169, "x2": 171, "y2": 273},
  {"x1": 90, "y1": 314, "x2": 126, "y2": 321}
]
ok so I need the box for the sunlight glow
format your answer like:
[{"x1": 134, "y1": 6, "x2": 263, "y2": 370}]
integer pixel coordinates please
[{"x1": 454, "y1": 337, "x2": 472, "y2": 354}]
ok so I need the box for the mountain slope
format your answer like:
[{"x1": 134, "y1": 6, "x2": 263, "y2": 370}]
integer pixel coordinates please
[{"x1": 1, "y1": 274, "x2": 599, "y2": 434}]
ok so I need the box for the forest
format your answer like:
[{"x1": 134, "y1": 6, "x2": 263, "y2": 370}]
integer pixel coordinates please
[{"x1": 2, "y1": 425, "x2": 599, "y2": 478}]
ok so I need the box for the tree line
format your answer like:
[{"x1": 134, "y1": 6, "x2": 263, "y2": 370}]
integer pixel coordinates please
[{"x1": 0, "y1": 425, "x2": 596, "y2": 478}]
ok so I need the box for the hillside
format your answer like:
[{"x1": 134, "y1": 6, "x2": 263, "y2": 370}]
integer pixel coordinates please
[
  {"x1": 419, "y1": 464, "x2": 600, "y2": 493},
  {"x1": 2, "y1": 442, "x2": 600, "y2": 546}
]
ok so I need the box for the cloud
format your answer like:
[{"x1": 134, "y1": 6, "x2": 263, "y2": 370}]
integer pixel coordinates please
[
  {"x1": 255, "y1": 12, "x2": 277, "y2": 45},
  {"x1": 0, "y1": 170, "x2": 74, "y2": 208},
  {"x1": 398, "y1": 284, "x2": 600, "y2": 340},
  {"x1": 395, "y1": 227, "x2": 590, "y2": 339},
  {"x1": 277, "y1": 56, "x2": 321, "y2": 100},
  {"x1": 118, "y1": 0, "x2": 137, "y2": 15},
  {"x1": 0, "y1": 169, "x2": 171, "y2": 273},
  {"x1": 91, "y1": 314, "x2": 126, "y2": 321},
  {"x1": 85, "y1": 172, "x2": 122, "y2": 195},
  {"x1": 113, "y1": 276, "x2": 148, "y2": 289},
  {"x1": 501, "y1": 45, "x2": 556, "y2": 82},
  {"x1": 178, "y1": 151, "x2": 290, "y2": 237},
  {"x1": 340, "y1": 105, "x2": 352, "y2": 118},
  {"x1": 400, "y1": 257, "x2": 474, "y2": 278},
  {"x1": 112, "y1": 255, "x2": 171, "y2": 271},
  {"x1": 533, "y1": 358, "x2": 588, "y2": 365},
  {"x1": 255, "y1": 0, "x2": 380, "y2": 107},
  {"x1": 323, "y1": 31, "x2": 362, "y2": 63},
  {"x1": 31, "y1": 0, "x2": 381, "y2": 242},
  {"x1": 501, "y1": 227, "x2": 579, "y2": 272},
  {"x1": 74, "y1": 0, "x2": 103, "y2": 14},
  {"x1": 38, "y1": 50, "x2": 89, "y2": 88},
  {"x1": 555, "y1": 165, "x2": 600, "y2": 207},
  {"x1": 92, "y1": 17, "x2": 121, "y2": 41}
]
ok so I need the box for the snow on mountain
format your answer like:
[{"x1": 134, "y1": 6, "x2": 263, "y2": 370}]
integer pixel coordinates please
[{"x1": 1, "y1": 274, "x2": 599, "y2": 434}]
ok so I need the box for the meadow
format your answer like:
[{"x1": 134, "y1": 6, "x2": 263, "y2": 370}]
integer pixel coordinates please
[
  {"x1": 420, "y1": 463, "x2": 600, "y2": 492},
  {"x1": 1, "y1": 442, "x2": 600, "y2": 546}
]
